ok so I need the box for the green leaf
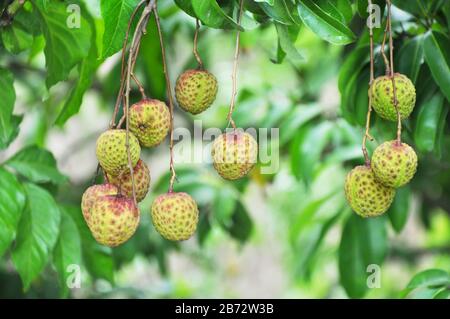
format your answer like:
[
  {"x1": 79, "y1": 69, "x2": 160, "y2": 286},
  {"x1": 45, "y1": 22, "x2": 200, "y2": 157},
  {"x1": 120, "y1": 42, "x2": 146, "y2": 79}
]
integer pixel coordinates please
[
  {"x1": 297, "y1": 0, "x2": 356, "y2": 45},
  {"x1": 32, "y1": 0, "x2": 92, "y2": 88},
  {"x1": 434, "y1": 288, "x2": 450, "y2": 299},
  {"x1": 197, "y1": 209, "x2": 211, "y2": 246},
  {"x1": 414, "y1": 93, "x2": 445, "y2": 153},
  {"x1": 402, "y1": 269, "x2": 450, "y2": 298},
  {"x1": 1, "y1": 23, "x2": 33, "y2": 54},
  {"x1": 225, "y1": 201, "x2": 253, "y2": 243},
  {"x1": 274, "y1": 23, "x2": 304, "y2": 63},
  {"x1": 55, "y1": 5, "x2": 101, "y2": 125},
  {"x1": 0, "y1": 68, "x2": 20, "y2": 150},
  {"x1": 397, "y1": 36, "x2": 424, "y2": 84},
  {"x1": 213, "y1": 187, "x2": 238, "y2": 228},
  {"x1": 339, "y1": 215, "x2": 388, "y2": 298},
  {"x1": 53, "y1": 210, "x2": 82, "y2": 298},
  {"x1": 0, "y1": 168, "x2": 26, "y2": 257},
  {"x1": 424, "y1": 31, "x2": 450, "y2": 102},
  {"x1": 259, "y1": 0, "x2": 299, "y2": 25},
  {"x1": 387, "y1": 186, "x2": 411, "y2": 233},
  {"x1": 279, "y1": 105, "x2": 322, "y2": 146},
  {"x1": 64, "y1": 205, "x2": 114, "y2": 283},
  {"x1": 5, "y1": 145, "x2": 68, "y2": 185},
  {"x1": 174, "y1": 0, "x2": 196, "y2": 17},
  {"x1": 12, "y1": 183, "x2": 61, "y2": 290},
  {"x1": 335, "y1": 0, "x2": 353, "y2": 23},
  {"x1": 101, "y1": 0, "x2": 140, "y2": 59},
  {"x1": 192, "y1": 0, "x2": 244, "y2": 30}
]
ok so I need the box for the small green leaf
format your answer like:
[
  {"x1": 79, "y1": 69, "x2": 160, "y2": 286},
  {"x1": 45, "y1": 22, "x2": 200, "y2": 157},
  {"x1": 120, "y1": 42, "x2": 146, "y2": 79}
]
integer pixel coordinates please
[
  {"x1": 297, "y1": 0, "x2": 356, "y2": 45},
  {"x1": 434, "y1": 288, "x2": 450, "y2": 299},
  {"x1": 339, "y1": 214, "x2": 388, "y2": 298},
  {"x1": 12, "y1": 183, "x2": 61, "y2": 290},
  {"x1": 53, "y1": 210, "x2": 82, "y2": 298},
  {"x1": 192, "y1": 0, "x2": 244, "y2": 30},
  {"x1": 402, "y1": 269, "x2": 450, "y2": 298},
  {"x1": 414, "y1": 93, "x2": 445, "y2": 153},
  {"x1": 32, "y1": 0, "x2": 92, "y2": 88},
  {"x1": 174, "y1": 0, "x2": 196, "y2": 17},
  {"x1": 225, "y1": 201, "x2": 253, "y2": 243},
  {"x1": 387, "y1": 186, "x2": 411, "y2": 233},
  {"x1": 0, "y1": 68, "x2": 19, "y2": 150},
  {"x1": 213, "y1": 187, "x2": 238, "y2": 228},
  {"x1": 279, "y1": 105, "x2": 322, "y2": 146},
  {"x1": 259, "y1": 0, "x2": 299, "y2": 25},
  {"x1": 274, "y1": 23, "x2": 304, "y2": 63},
  {"x1": 424, "y1": 31, "x2": 450, "y2": 102},
  {"x1": 101, "y1": 0, "x2": 140, "y2": 59},
  {"x1": 5, "y1": 145, "x2": 68, "y2": 184},
  {"x1": 0, "y1": 167, "x2": 26, "y2": 257}
]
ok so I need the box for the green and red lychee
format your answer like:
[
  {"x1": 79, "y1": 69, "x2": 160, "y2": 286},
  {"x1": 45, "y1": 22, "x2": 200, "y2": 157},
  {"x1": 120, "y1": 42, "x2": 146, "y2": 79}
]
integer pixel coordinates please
[
  {"x1": 344, "y1": 165, "x2": 396, "y2": 218},
  {"x1": 151, "y1": 192, "x2": 199, "y2": 241},
  {"x1": 81, "y1": 183, "x2": 118, "y2": 226},
  {"x1": 107, "y1": 159, "x2": 150, "y2": 202},
  {"x1": 371, "y1": 140, "x2": 418, "y2": 188},
  {"x1": 175, "y1": 69, "x2": 218, "y2": 114},
  {"x1": 96, "y1": 129, "x2": 140, "y2": 176},
  {"x1": 89, "y1": 195, "x2": 140, "y2": 247},
  {"x1": 129, "y1": 99, "x2": 171, "y2": 147},
  {"x1": 370, "y1": 73, "x2": 416, "y2": 121},
  {"x1": 211, "y1": 130, "x2": 258, "y2": 180}
]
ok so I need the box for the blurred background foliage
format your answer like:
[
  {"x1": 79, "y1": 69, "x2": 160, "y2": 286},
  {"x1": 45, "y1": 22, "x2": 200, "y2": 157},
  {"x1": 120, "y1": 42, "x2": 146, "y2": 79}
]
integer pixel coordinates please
[{"x1": 0, "y1": 0, "x2": 449, "y2": 298}]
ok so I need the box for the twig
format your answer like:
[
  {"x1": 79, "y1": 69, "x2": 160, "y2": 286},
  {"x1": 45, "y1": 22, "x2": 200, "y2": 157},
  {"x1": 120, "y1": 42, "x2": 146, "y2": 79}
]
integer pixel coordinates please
[
  {"x1": 226, "y1": 0, "x2": 245, "y2": 130},
  {"x1": 380, "y1": 8, "x2": 391, "y2": 75},
  {"x1": 362, "y1": 0, "x2": 376, "y2": 166},
  {"x1": 193, "y1": 18, "x2": 204, "y2": 69},
  {"x1": 153, "y1": 0, "x2": 177, "y2": 193},
  {"x1": 123, "y1": 1, "x2": 154, "y2": 204},
  {"x1": 386, "y1": 0, "x2": 401, "y2": 143}
]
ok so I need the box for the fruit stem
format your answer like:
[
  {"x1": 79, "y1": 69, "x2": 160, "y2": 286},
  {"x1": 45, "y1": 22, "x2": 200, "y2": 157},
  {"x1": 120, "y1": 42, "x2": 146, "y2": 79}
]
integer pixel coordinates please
[
  {"x1": 193, "y1": 18, "x2": 204, "y2": 69},
  {"x1": 226, "y1": 0, "x2": 244, "y2": 130},
  {"x1": 380, "y1": 5, "x2": 391, "y2": 75},
  {"x1": 153, "y1": 0, "x2": 177, "y2": 193},
  {"x1": 362, "y1": 0, "x2": 376, "y2": 166},
  {"x1": 386, "y1": 0, "x2": 402, "y2": 143}
]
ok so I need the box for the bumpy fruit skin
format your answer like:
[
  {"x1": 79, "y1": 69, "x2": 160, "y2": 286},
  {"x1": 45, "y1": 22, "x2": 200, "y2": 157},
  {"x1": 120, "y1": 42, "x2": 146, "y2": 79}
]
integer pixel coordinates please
[
  {"x1": 108, "y1": 159, "x2": 150, "y2": 202},
  {"x1": 151, "y1": 192, "x2": 199, "y2": 241},
  {"x1": 211, "y1": 131, "x2": 258, "y2": 180},
  {"x1": 345, "y1": 165, "x2": 396, "y2": 217},
  {"x1": 89, "y1": 195, "x2": 140, "y2": 247},
  {"x1": 371, "y1": 140, "x2": 418, "y2": 188},
  {"x1": 81, "y1": 184, "x2": 118, "y2": 225},
  {"x1": 175, "y1": 69, "x2": 218, "y2": 114},
  {"x1": 370, "y1": 73, "x2": 416, "y2": 121},
  {"x1": 96, "y1": 129, "x2": 140, "y2": 176},
  {"x1": 129, "y1": 99, "x2": 170, "y2": 147}
]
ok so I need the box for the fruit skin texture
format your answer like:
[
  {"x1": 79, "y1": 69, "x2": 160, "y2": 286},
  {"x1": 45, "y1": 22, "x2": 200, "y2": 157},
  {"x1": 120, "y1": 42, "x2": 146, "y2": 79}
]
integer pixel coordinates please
[
  {"x1": 151, "y1": 192, "x2": 199, "y2": 241},
  {"x1": 81, "y1": 183, "x2": 118, "y2": 226},
  {"x1": 371, "y1": 140, "x2": 418, "y2": 188},
  {"x1": 107, "y1": 159, "x2": 150, "y2": 202},
  {"x1": 175, "y1": 69, "x2": 218, "y2": 114},
  {"x1": 129, "y1": 99, "x2": 170, "y2": 147},
  {"x1": 89, "y1": 195, "x2": 140, "y2": 247},
  {"x1": 345, "y1": 165, "x2": 396, "y2": 218},
  {"x1": 96, "y1": 129, "x2": 140, "y2": 176},
  {"x1": 211, "y1": 131, "x2": 258, "y2": 180},
  {"x1": 370, "y1": 73, "x2": 416, "y2": 121}
]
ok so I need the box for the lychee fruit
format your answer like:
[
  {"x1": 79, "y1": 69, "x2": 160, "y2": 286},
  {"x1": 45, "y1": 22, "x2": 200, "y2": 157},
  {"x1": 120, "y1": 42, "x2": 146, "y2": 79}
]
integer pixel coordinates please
[
  {"x1": 107, "y1": 159, "x2": 151, "y2": 202},
  {"x1": 211, "y1": 130, "x2": 258, "y2": 180},
  {"x1": 129, "y1": 99, "x2": 171, "y2": 147},
  {"x1": 96, "y1": 129, "x2": 140, "y2": 176},
  {"x1": 345, "y1": 165, "x2": 396, "y2": 218},
  {"x1": 371, "y1": 140, "x2": 418, "y2": 188},
  {"x1": 89, "y1": 195, "x2": 140, "y2": 247},
  {"x1": 370, "y1": 73, "x2": 416, "y2": 121},
  {"x1": 151, "y1": 192, "x2": 199, "y2": 241},
  {"x1": 175, "y1": 69, "x2": 218, "y2": 114},
  {"x1": 81, "y1": 183, "x2": 118, "y2": 226}
]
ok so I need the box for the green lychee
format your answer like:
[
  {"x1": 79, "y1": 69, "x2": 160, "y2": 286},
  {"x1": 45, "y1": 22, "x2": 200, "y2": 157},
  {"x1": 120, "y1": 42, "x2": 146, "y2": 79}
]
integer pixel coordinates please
[
  {"x1": 81, "y1": 183, "x2": 118, "y2": 226},
  {"x1": 211, "y1": 131, "x2": 258, "y2": 180},
  {"x1": 107, "y1": 159, "x2": 150, "y2": 202},
  {"x1": 151, "y1": 192, "x2": 199, "y2": 241},
  {"x1": 175, "y1": 69, "x2": 218, "y2": 114},
  {"x1": 370, "y1": 73, "x2": 416, "y2": 121},
  {"x1": 345, "y1": 165, "x2": 396, "y2": 218},
  {"x1": 129, "y1": 99, "x2": 171, "y2": 147},
  {"x1": 371, "y1": 140, "x2": 418, "y2": 188},
  {"x1": 89, "y1": 195, "x2": 140, "y2": 247},
  {"x1": 96, "y1": 129, "x2": 140, "y2": 176}
]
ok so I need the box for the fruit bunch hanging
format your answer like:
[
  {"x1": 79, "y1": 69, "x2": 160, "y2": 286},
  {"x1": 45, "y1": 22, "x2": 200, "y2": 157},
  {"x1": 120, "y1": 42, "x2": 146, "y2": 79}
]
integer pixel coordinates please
[{"x1": 345, "y1": 0, "x2": 418, "y2": 218}]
